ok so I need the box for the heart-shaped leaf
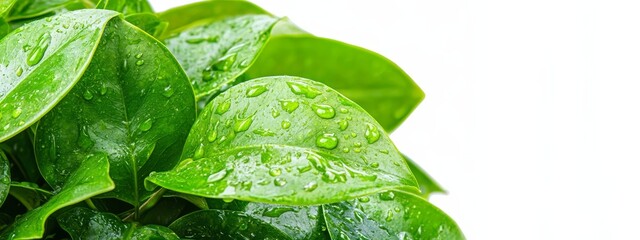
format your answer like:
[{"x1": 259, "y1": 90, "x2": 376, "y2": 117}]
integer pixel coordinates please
[
  {"x1": 58, "y1": 207, "x2": 179, "y2": 240},
  {"x1": 35, "y1": 14, "x2": 196, "y2": 206},
  {"x1": 0, "y1": 151, "x2": 9, "y2": 206},
  {"x1": 157, "y1": 0, "x2": 269, "y2": 39},
  {"x1": 0, "y1": 10, "x2": 119, "y2": 142},
  {"x1": 243, "y1": 36, "x2": 425, "y2": 132},
  {"x1": 164, "y1": 14, "x2": 279, "y2": 102},
  {"x1": 169, "y1": 209, "x2": 292, "y2": 239},
  {"x1": 323, "y1": 191, "x2": 465, "y2": 239},
  {"x1": 207, "y1": 199, "x2": 330, "y2": 239},
  {"x1": 1, "y1": 153, "x2": 114, "y2": 239},
  {"x1": 146, "y1": 76, "x2": 418, "y2": 205},
  {"x1": 405, "y1": 155, "x2": 446, "y2": 199}
]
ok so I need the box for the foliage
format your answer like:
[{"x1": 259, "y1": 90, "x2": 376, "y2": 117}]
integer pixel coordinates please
[{"x1": 0, "y1": 0, "x2": 463, "y2": 239}]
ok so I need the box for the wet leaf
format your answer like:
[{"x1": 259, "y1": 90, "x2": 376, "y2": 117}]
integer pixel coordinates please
[
  {"x1": 169, "y1": 209, "x2": 292, "y2": 240},
  {"x1": 145, "y1": 76, "x2": 418, "y2": 205},
  {"x1": 164, "y1": 14, "x2": 278, "y2": 102},
  {"x1": 96, "y1": 0, "x2": 154, "y2": 15},
  {"x1": 7, "y1": 181, "x2": 51, "y2": 210},
  {"x1": 1, "y1": 153, "x2": 114, "y2": 239},
  {"x1": 7, "y1": 0, "x2": 74, "y2": 21},
  {"x1": 0, "y1": 10, "x2": 119, "y2": 142},
  {"x1": 125, "y1": 13, "x2": 167, "y2": 38},
  {"x1": 58, "y1": 207, "x2": 179, "y2": 240},
  {"x1": 1, "y1": 132, "x2": 39, "y2": 182},
  {"x1": 323, "y1": 191, "x2": 465, "y2": 240},
  {"x1": 35, "y1": 15, "x2": 196, "y2": 206},
  {"x1": 243, "y1": 36, "x2": 425, "y2": 132},
  {"x1": 405, "y1": 155, "x2": 446, "y2": 199},
  {"x1": 0, "y1": 152, "x2": 9, "y2": 206}
]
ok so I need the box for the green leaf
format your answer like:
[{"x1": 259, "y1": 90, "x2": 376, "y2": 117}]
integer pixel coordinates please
[
  {"x1": 243, "y1": 36, "x2": 425, "y2": 132},
  {"x1": 157, "y1": 0, "x2": 269, "y2": 39},
  {"x1": 1, "y1": 153, "x2": 114, "y2": 239},
  {"x1": 0, "y1": 18, "x2": 10, "y2": 39},
  {"x1": 7, "y1": 0, "x2": 74, "y2": 21},
  {"x1": 0, "y1": 10, "x2": 119, "y2": 142},
  {"x1": 35, "y1": 16, "x2": 196, "y2": 206},
  {"x1": 405, "y1": 155, "x2": 446, "y2": 199},
  {"x1": 207, "y1": 199, "x2": 330, "y2": 239},
  {"x1": 58, "y1": 207, "x2": 178, "y2": 240},
  {"x1": 164, "y1": 14, "x2": 279, "y2": 101},
  {"x1": 145, "y1": 76, "x2": 418, "y2": 205},
  {"x1": 323, "y1": 191, "x2": 465, "y2": 240},
  {"x1": 96, "y1": 0, "x2": 154, "y2": 15},
  {"x1": 0, "y1": 0, "x2": 17, "y2": 17},
  {"x1": 7, "y1": 182, "x2": 51, "y2": 210},
  {"x1": 1, "y1": 132, "x2": 39, "y2": 182},
  {"x1": 125, "y1": 13, "x2": 167, "y2": 38},
  {"x1": 0, "y1": 152, "x2": 9, "y2": 206},
  {"x1": 169, "y1": 209, "x2": 292, "y2": 239}
]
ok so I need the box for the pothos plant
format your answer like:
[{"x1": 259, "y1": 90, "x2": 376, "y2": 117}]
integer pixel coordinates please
[{"x1": 0, "y1": 0, "x2": 464, "y2": 239}]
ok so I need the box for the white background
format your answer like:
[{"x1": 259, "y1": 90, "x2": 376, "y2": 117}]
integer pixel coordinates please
[{"x1": 151, "y1": 1, "x2": 640, "y2": 239}]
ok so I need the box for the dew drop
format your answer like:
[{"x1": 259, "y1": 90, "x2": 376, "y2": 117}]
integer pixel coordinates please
[
  {"x1": 135, "y1": 53, "x2": 143, "y2": 59},
  {"x1": 83, "y1": 90, "x2": 94, "y2": 100},
  {"x1": 312, "y1": 104, "x2": 335, "y2": 119},
  {"x1": 281, "y1": 120, "x2": 291, "y2": 129},
  {"x1": 279, "y1": 99, "x2": 299, "y2": 113},
  {"x1": 339, "y1": 107, "x2": 349, "y2": 113},
  {"x1": 135, "y1": 60, "x2": 145, "y2": 66},
  {"x1": 245, "y1": 85, "x2": 268, "y2": 97},
  {"x1": 15, "y1": 67, "x2": 23, "y2": 77},
  {"x1": 370, "y1": 162, "x2": 380, "y2": 168},
  {"x1": 268, "y1": 167, "x2": 282, "y2": 177},
  {"x1": 212, "y1": 53, "x2": 237, "y2": 71},
  {"x1": 194, "y1": 144, "x2": 205, "y2": 159},
  {"x1": 27, "y1": 33, "x2": 51, "y2": 66},
  {"x1": 253, "y1": 128, "x2": 275, "y2": 136},
  {"x1": 262, "y1": 207, "x2": 294, "y2": 217},
  {"x1": 303, "y1": 181, "x2": 318, "y2": 192},
  {"x1": 274, "y1": 177, "x2": 287, "y2": 186},
  {"x1": 207, "y1": 169, "x2": 228, "y2": 182},
  {"x1": 358, "y1": 197, "x2": 370, "y2": 203},
  {"x1": 316, "y1": 133, "x2": 338, "y2": 150},
  {"x1": 337, "y1": 119, "x2": 349, "y2": 130},
  {"x1": 286, "y1": 81, "x2": 322, "y2": 99},
  {"x1": 139, "y1": 118, "x2": 153, "y2": 132},
  {"x1": 271, "y1": 108, "x2": 280, "y2": 118},
  {"x1": 207, "y1": 127, "x2": 218, "y2": 142},
  {"x1": 186, "y1": 38, "x2": 205, "y2": 44},
  {"x1": 11, "y1": 108, "x2": 22, "y2": 118},
  {"x1": 233, "y1": 115, "x2": 253, "y2": 132},
  {"x1": 386, "y1": 210, "x2": 394, "y2": 222},
  {"x1": 216, "y1": 99, "x2": 231, "y2": 114},
  {"x1": 163, "y1": 85, "x2": 175, "y2": 98},
  {"x1": 364, "y1": 123, "x2": 381, "y2": 144},
  {"x1": 342, "y1": 148, "x2": 350, "y2": 153},
  {"x1": 380, "y1": 191, "x2": 396, "y2": 201}
]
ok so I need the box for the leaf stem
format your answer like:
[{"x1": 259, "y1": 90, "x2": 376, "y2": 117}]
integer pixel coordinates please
[
  {"x1": 84, "y1": 198, "x2": 98, "y2": 210},
  {"x1": 123, "y1": 188, "x2": 167, "y2": 221}
]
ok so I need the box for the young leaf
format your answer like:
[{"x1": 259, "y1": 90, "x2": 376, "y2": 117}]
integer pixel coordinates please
[
  {"x1": 157, "y1": 0, "x2": 269, "y2": 39},
  {"x1": 35, "y1": 16, "x2": 196, "y2": 206},
  {"x1": 0, "y1": 153, "x2": 114, "y2": 239},
  {"x1": 164, "y1": 14, "x2": 279, "y2": 101},
  {"x1": 0, "y1": 152, "x2": 9, "y2": 206},
  {"x1": 0, "y1": 10, "x2": 119, "y2": 142},
  {"x1": 405, "y1": 155, "x2": 446, "y2": 199},
  {"x1": 7, "y1": 182, "x2": 51, "y2": 210},
  {"x1": 145, "y1": 76, "x2": 419, "y2": 205},
  {"x1": 169, "y1": 209, "x2": 292, "y2": 239},
  {"x1": 323, "y1": 191, "x2": 465, "y2": 240},
  {"x1": 207, "y1": 199, "x2": 330, "y2": 239},
  {"x1": 7, "y1": 0, "x2": 74, "y2": 21},
  {"x1": 243, "y1": 36, "x2": 425, "y2": 132},
  {"x1": 58, "y1": 207, "x2": 179, "y2": 239}
]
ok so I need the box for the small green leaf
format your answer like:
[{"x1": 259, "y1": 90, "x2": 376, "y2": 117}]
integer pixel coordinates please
[
  {"x1": 0, "y1": 18, "x2": 10, "y2": 39},
  {"x1": 207, "y1": 199, "x2": 330, "y2": 239},
  {"x1": 125, "y1": 13, "x2": 167, "y2": 38},
  {"x1": 405, "y1": 155, "x2": 446, "y2": 199},
  {"x1": 7, "y1": 0, "x2": 74, "y2": 21},
  {"x1": 243, "y1": 36, "x2": 425, "y2": 132},
  {"x1": 0, "y1": 152, "x2": 9, "y2": 206},
  {"x1": 158, "y1": 0, "x2": 269, "y2": 39},
  {"x1": 7, "y1": 182, "x2": 51, "y2": 210},
  {"x1": 1, "y1": 132, "x2": 39, "y2": 182},
  {"x1": 169, "y1": 209, "x2": 292, "y2": 239},
  {"x1": 58, "y1": 207, "x2": 179, "y2": 240},
  {"x1": 0, "y1": 0, "x2": 17, "y2": 17},
  {"x1": 96, "y1": 0, "x2": 153, "y2": 15},
  {"x1": 145, "y1": 76, "x2": 418, "y2": 205},
  {"x1": 0, "y1": 10, "x2": 119, "y2": 142},
  {"x1": 1, "y1": 153, "x2": 114, "y2": 239},
  {"x1": 35, "y1": 16, "x2": 196, "y2": 206},
  {"x1": 323, "y1": 191, "x2": 465, "y2": 240},
  {"x1": 164, "y1": 14, "x2": 279, "y2": 101}
]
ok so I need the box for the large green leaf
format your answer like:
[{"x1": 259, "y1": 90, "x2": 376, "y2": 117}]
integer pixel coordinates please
[
  {"x1": 0, "y1": 152, "x2": 9, "y2": 206},
  {"x1": 146, "y1": 76, "x2": 418, "y2": 205},
  {"x1": 96, "y1": 0, "x2": 154, "y2": 15},
  {"x1": 405, "y1": 155, "x2": 446, "y2": 199},
  {"x1": 164, "y1": 14, "x2": 279, "y2": 101},
  {"x1": 125, "y1": 13, "x2": 167, "y2": 39},
  {"x1": 157, "y1": 0, "x2": 269, "y2": 39},
  {"x1": 207, "y1": 199, "x2": 330, "y2": 239},
  {"x1": 323, "y1": 191, "x2": 465, "y2": 240},
  {"x1": 7, "y1": 0, "x2": 74, "y2": 21},
  {"x1": 169, "y1": 209, "x2": 292, "y2": 239},
  {"x1": 58, "y1": 207, "x2": 179, "y2": 240},
  {"x1": 243, "y1": 36, "x2": 425, "y2": 132},
  {"x1": 35, "y1": 15, "x2": 196, "y2": 206},
  {"x1": 0, "y1": 10, "x2": 119, "y2": 142},
  {"x1": 1, "y1": 153, "x2": 114, "y2": 239},
  {"x1": 0, "y1": 0, "x2": 17, "y2": 17}
]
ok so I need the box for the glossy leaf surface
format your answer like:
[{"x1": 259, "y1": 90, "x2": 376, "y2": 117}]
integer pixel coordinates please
[
  {"x1": 58, "y1": 207, "x2": 179, "y2": 240},
  {"x1": 0, "y1": 0, "x2": 17, "y2": 17},
  {"x1": 243, "y1": 36, "x2": 425, "y2": 132},
  {"x1": 207, "y1": 199, "x2": 330, "y2": 239},
  {"x1": 146, "y1": 76, "x2": 418, "y2": 205},
  {"x1": 405, "y1": 155, "x2": 446, "y2": 199},
  {"x1": 125, "y1": 13, "x2": 167, "y2": 38},
  {"x1": 35, "y1": 16, "x2": 196, "y2": 205},
  {"x1": 323, "y1": 191, "x2": 465, "y2": 240},
  {"x1": 1, "y1": 153, "x2": 114, "y2": 239},
  {"x1": 0, "y1": 10, "x2": 119, "y2": 142},
  {"x1": 0, "y1": 152, "x2": 9, "y2": 206},
  {"x1": 7, "y1": 0, "x2": 73, "y2": 20},
  {"x1": 165, "y1": 14, "x2": 278, "y2": 100},
  {"x1": 158, "y1": 0, "x2": 268, "y2": 39},
  {"x1": 169, "y1": 209, "x2": 291, "y2": 239},
  {"x1": 96, "y1": 0, "x2": 153, "y2": 15},
  {"x1": 1, "y1": 132, "x2": 39, "y2": 182},
  {"x1": 7, "y1": 182, "x2": 50, "y2": 210}
]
